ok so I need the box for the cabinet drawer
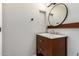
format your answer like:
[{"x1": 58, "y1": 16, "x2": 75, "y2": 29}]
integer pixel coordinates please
[
  {"x1": 37, "y1": 47, "x2": 52, "y2": 56},
  {"x1": 37, "y1": 36, "x2": 49, "y2": 49}
]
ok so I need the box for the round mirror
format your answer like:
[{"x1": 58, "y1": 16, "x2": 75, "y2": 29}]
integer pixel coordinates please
[{"x1": 48, "y1": 3, "x2": 68, "y2": 27}]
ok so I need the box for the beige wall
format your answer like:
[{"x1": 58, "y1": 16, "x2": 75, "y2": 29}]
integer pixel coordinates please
[{"x1": 2, "y1": 3, "x2": 47, "y2": 56}]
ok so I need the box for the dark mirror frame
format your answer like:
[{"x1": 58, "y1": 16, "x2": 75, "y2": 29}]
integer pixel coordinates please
[{"x1": 48, "y1": 3, "x2": 68, "y2": 28}]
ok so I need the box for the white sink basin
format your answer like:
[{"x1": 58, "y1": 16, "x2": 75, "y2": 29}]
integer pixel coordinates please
[{"x1": 37, "y1": 33, "x2": 67, "y2": 39}]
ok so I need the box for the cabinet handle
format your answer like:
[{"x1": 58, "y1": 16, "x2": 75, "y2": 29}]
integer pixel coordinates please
[
  {"x1": 39, "y1": 48, "x2": 42, "y2": 51},
  {"x1": 40, "y1": 40, "x2": 42, "y2": 42}
]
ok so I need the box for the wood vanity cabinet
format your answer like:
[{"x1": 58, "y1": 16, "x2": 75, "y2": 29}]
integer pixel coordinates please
[{"x1": 36, "y1": 35, "x2": 67, "y2": 56}]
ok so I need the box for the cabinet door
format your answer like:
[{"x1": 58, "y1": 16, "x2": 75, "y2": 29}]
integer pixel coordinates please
[{"x1": 52, "y1": 38, "x2": 66, "y2": 56}]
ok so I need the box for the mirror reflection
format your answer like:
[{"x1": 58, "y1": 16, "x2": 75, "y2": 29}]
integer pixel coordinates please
[{"x1": 48, "y1": 3, "x2": 68, "y2": 27}]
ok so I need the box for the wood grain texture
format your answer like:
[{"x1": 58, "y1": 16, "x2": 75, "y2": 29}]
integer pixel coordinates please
[
  {"x1": 47, "y1": 22, "x2": 79, "y2": 28},
  {"x1": 36, "y1": 35, "x2": 67, "y2": 56}
]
